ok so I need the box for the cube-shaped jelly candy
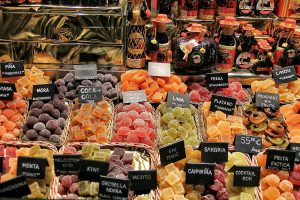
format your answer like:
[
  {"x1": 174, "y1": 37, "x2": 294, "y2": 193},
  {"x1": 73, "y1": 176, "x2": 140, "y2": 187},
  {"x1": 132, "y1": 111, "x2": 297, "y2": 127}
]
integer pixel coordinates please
[
  {"x1": 0, "y1": 145, "x2": 4, "y2": 156},
  {"x1": 80, "y1": 103, "x2": 93, "y2": 112},
  {"x1": 81, "y1": 145, "x2": 94, "y2": 159},
  {"x1": 112, "y1": 148, "x2": 125, "y2": 157},
  {"x1": 166, "y1": 172, "x2": 181, "y2": 186},
  {"x1": 29, "y1": 145, "x2": 41, "y2": 156},
  {"x1": 78, "y1": 181, "x2": 90, "y2": 196},
  {"x1": 90, "y1": 182, "x2": 99, "y2": 196},
  {"x1": 82, "y1": 119, "x2": 93, "y2": 131},
  {"x1": 173, "y1": 195, "x2": 186, "y2": 200},
  {"x1": 161, "y1": 187, "x2": 175, "y2": 200},
  {"x1": 6, "y1": 147, "x2": 16, "y2": 157},
  {"x1": 172, "y1": 183, "x2": 185, "y2": 195},
  {"x1": 165, "y1": 163, "x2": 179, "y2": 175}
]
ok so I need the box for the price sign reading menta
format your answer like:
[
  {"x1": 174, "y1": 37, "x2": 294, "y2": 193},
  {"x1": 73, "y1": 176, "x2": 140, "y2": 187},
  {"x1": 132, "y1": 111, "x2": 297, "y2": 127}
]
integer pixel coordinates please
[
  {"x1": 78, "y1": 86, "x2": 102, "y2": 103},
  {"x1": 272, "y1": 66, "x2": 297, "y2": 84},
  {"x1": 159, "y1": 140, "x2": 186, "y2": 166},
  {"x1": 17, "y1": 157, "x2": 48, "y2": 179},
  {"x1": 167, "y1": 92, "x2": 190, "y2": 108},
  {"x1": 122, "y1": 90, "x2": 147, "y2": 104},
  {"x1": 74, "y1": 64, "x2": 97, "y2": 80},
  {"x1": 234, "y1": 134, "x2": 262, "y2": 154},
  {"x1": 210, "y1": 95, "x2": 236, "y2": 115},
  {"x1": 205, "y1": 73, "x2": 229, "y2": 89},
  {"x1": 32, "y1": 84, "x2": 54, "y2": 101},
  {"x1": 0, "y1": 61, "x2": 24, "y2": 78},
  {"x1": 0, "y1": 83, "x2": 16, "y2": 100}
]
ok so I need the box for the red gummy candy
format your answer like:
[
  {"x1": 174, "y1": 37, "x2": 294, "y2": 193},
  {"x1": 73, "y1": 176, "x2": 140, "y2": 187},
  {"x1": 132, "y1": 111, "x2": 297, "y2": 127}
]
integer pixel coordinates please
[
  {"x1": 209, "y1": 180, "x2": 224, "y2": 191},
  {"x1": 111, "y1": 135, "x2": 123, "y2": 142},
  {"x1": 189, "y1": 90, "x2": 201, "y2": 102},
  {"x1": 133, "y1": 119, "x2": 146, "y2": 129},
  {"x1": 125, "y1": 134, "x2": 139, "y2": 143},
  {"x1": 117, "y1": 127, "x2": 130, "y2": 136}
]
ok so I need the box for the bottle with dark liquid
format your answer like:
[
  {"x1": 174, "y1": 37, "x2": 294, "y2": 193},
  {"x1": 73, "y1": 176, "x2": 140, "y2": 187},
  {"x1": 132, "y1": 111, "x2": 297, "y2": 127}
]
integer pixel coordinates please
[
  {"x1": 217, "y1": 0, "x2": 237, "y2": 16},
  {"x1": 254, "y1": 0, "x2": 274, "y2": 15},
  {"x1": 253, "y1": 40, "x2": 273, "y2": 74},
  {"x1": 181, "y1": 0, "x2": 199, "y2": 18},
  {"x1": 238, "y1": 0, "x2": 254, "y2": 16},
  {"x1": 216, "y1": 17, "x2": 239, "y2": 72},
  {"x1": 198, "y1": 0, "x2": 216, "y2": 19}
]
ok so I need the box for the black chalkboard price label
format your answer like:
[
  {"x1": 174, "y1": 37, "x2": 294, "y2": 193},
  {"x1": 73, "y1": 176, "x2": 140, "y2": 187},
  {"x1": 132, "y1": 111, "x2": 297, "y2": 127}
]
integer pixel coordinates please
[
  {"x1": 0, "y1": 61, "x2": 24, "y2": 78},
  {"x1": 122, "y1": 90, "x2": 147, "y2": 104},
  {"x1": 210, "y1": 95, "x2": 236, "y2": 115},
  {"x1": 255, "y1": 92, "x2": 279, "y2": 110},
  {"x1": 185, "y1": 163, "x2": 215, "y2": 185},
  {"x1": 167, "y1": 92, "x2": 190, "y2": 108},
  {"x1": 0, "y1": 175, "x2": 30, "y2": 197},
  {"x1": 128, "y1": 170, "x2": 157, "y2": 192},
  {"x1": 272, "y1": 66, "x2": 297, "y2": 84},
  {"x1": 0, "y1": 156, "x2": 3, "y2": 173},
  {"x1": 79, "y1": 159, "x2": 109, "y2": 181},
  {"x1": 74, "y1": 64, "x2": 97, "y2": 80},
  {"x1": 99, "y1": 176, "x2": 129, "y2": 199},
  {"x1": 205, "y1": 73, "x2": 229, "y2": 89},
  {"x1": 234, "y1": 134, "x2": 262, "y2": 155},
  {"x1": 54, "y1": 155, "x2": 81, "y2": 176},
  {"x1": 201, "y1": 142, "x2": 228, "y2": 163},
  {"x1": 230, "y1": 166, "x2": 260, "y2": 187},
  {"x1": 0, "y1": 83, "x2": 16, "y2": 100},
  {"x1": 17, "y1": 157, "x2": 48, "y2": 179},
  {"x1": 78, "y1": 86, "x2": 102, "y2": 104},
  {"x1": 266, "y1": 149, "x2": 296, "y2": 171},
  {"x1": 159, "y1": 140, "x2": 186, "y2": 166},
  {"x1": 289, "y1": 143, "x2": 300, "y2": 163},
  {"x1": 32, "y1": 84, "x2": 54, "y2": 101}
]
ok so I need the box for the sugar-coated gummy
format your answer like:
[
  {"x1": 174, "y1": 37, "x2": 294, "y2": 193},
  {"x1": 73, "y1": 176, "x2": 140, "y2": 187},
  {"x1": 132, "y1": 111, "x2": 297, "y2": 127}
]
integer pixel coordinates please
[
  {"x1": 54, "y1": 127, "x2": 62, "y2": 135},
  {"x1": 33, "y1": 122, "x2": 46, "y2": 132},
  {"x1": 29, "y1": 108, "x2": 42, "y2": 117},
  {"x1": 42, "y1": 103, "x2": 54, "y2": 113},
  {"x1": 50, "y1": 109, "x2": 61, "y2": 119},
  {"x1": 58, "y1": 85, "x2": 68, "y2": 94},
  {"x1": 49, "y1": 134, "x2": 60, "y2": 144},
  {"x1": 54, "y1": 79, "x2": 65, "y2": 86},
  {"x1": 37, "y1": 135, "x2": 48, "y2": 142},
  {"x1": 57, "y1": 117, "x2": 66, "y2": 129},
  {"x1": 39, "y1": 129, "x2": 51, "y2": 138},
  {"x1": 21, "y1": 135, "x2": 30, "y2": 141},
  {"x1": 31, "y1": 100, "x2": 44, "y2": 109},
  {"x1": 26, "y1": 129, "x2": 38, "y2": 140},
  {"x1": 26, "y1": 116, "x2": 39, "y2": 128},
  {"x1": 81, "y1": 80, "x2": 93, "y2": 86},
  {"x1": 38, "y1": 113, "x2": 52, "y2": 124},
  {"x1": 63, "y1": 73, "x2": 74, "y2": 83},
  {"x1": 46, "y1": 120, "x2": 59, "y2": 131}
]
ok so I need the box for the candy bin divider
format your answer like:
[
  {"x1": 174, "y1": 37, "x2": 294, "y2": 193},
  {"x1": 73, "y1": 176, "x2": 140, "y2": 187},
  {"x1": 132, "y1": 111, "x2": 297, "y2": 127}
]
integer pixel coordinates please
[
  {"x1": 57, "y1": 142, "x2": 159, "y2": 200},
  {"x1": 197, "y1": 103, "x2": 244, "y2": 147},
  {"x1": 155, "y1": 104, "x2": 203, "y2": 148},
  {"x1": 0, "y1": 141, "x2": 58, "y2": 199},
  {"x1": 66, "y1": 99, "x2": 114, "y2": 144},
  {"x1": 251, "y1": 152, "x2": 263, "y2": 200},
  {"x1": 18, "y1": 99, "x2": 73, "y2": 147},
  {"x1": 113, "y1": 102, "x2": 158, "y2": 148}
]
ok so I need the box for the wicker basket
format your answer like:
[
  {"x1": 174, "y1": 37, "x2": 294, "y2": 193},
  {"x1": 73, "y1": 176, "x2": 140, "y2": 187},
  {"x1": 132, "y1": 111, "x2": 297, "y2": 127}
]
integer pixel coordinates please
[
  {"x1": 112, "y1": 102, "x2": 159, "y2": 148},
  {"x1": 19, "y1": 99, "x2": 72, "y2": 147},
  {"x1": 198, "y1": 103, "x2": 245, "y2": 147},
  {"x1": 0, "y1": 141, "x2": 58, "y2": 199},
  {"x1": 251, "y1": 153, "x2": 263, "y2": 200},
  {"x1": 156, "y1": 104, "x2": 203, "y2": 148},
  {"x1": 67, "y1": 99, "x2": 114, "y2": 144},
  {"x1": 52, "y1": 142, "x2": 159, "y2": 200}
]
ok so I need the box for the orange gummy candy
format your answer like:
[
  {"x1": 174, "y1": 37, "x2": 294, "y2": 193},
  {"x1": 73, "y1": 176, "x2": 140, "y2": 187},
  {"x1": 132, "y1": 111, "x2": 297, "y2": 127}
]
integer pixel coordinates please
[
  {"x1": 264, "y1": 187, "x2": 280, "y2": 200},
  {"x1": 265, "y1": 174, "x2": 280, "y2": 187}
]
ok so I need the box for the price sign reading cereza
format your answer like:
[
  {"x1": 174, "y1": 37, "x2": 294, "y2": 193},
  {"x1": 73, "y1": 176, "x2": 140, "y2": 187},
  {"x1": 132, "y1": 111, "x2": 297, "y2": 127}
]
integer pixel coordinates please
[
  {"x1": 0, "y1": 61, "x2": 24, "y2": 78},
  {"x1": 128, "y1": 170, "x2": 157, "y2": 192},
  {"x1": 185, "y1": 163, "x2": 215, "y2": 185},
  {"x1": 100, "y1": 176, "x2": 129, "y2": 199},
  {"x1": 255, "y1": 92, "x2": 279, "y2": 110},
  {"x1": 0, "y1": 83, "x2": 16, "y2": 100},
  {"x1": 17, "y1": 157, "x2": 48, "y2": 179},
  {"x1": 266, "y1": 149, "x2": 296, "y2": 171},
  {"x1": 201, "y1": 142, "x2": 228, "y2": 163},
  {"x1": 79, "y1": 159, "x2": 109, "y2": 181},
  {"x1": 167, "y1": 92, "x2": 190, "y2": 108},
  {"x1": 32, "y1": 84, "x2": 54, "y2": 101},
  {"x1": 78, "y1": 86, "x2": 102, "y2": 104},
  {"x1": 289, "y1": 143, "x2": 300, "y2": 163},
  {"x1": 272, "y1": 66, "x2": 297, "y2": 84},
  {"x1": 210, "y1": 95, "x2": 236, "y2": 115},
  {"x1": 122, "y1": 90, "x2": 147, "y2": 104},
  {"x1": 230, "y1": 166, "x2": 260, "y2": 187},
  {"x1": 234, "y1": 134, "x2": 262, "y2": 155},
  {"x1": 0, "y1": 175, "x2": 30, "y2": 197},
  {"x1": 159, "y1": 140, "x2": 186, "y2": 166},
  {"x1": 205, "y1": 73, "x2": 229, "y2": 89},
  {"x1": 54, "y1": 155, "x2": 81, "y2": 176},
  {"x1": 74, "y1": 64, "x2": 97, "y2": 80}
]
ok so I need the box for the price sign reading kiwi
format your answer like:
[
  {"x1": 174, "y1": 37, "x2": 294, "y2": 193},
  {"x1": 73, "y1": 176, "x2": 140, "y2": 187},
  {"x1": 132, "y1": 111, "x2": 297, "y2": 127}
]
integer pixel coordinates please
[
  {"x1": 0, "y1": 83, "x2": 16, "y2": 100},
  {"x1": 0, "y1": 61, "x2": 24, "y2": 78},
  {"x1": 205, "y1": 73, "x2": 228, "y2": 89},
  {"x1": 78, "y1": 86, "x2": 102, "y2": 104},
  {"x1": 266, "y1": 149, "x2": 296, "y2": 171},
  {"x1": 272, "y1": 66, "x2": 297, "y2": 84},
  {"x1": 17, "y1": 157, "x2": 48, "y2": 179},
  {"x1": 0, "y1": 175, "x2": 30, "y2": 197},
  {"x1": 167, "y1": 92, "x2": 190, "y2": 108},
  {"x1": 230, "y1": 166, "x2": 260, "y2": 187},
  {"x1": 255, "y1": 92, "x2": 279, "y2": 110},
  {"x1": 159, "y1": 140, "x2": 186, "y2": 166},
  {"x1": 79, "y1": 159, "x2": 109, "y2": 181},
  {"x1": 234, "y1": 134, "x2": 262, "y2": 155},
  {"x1": 32, "y1": 84, "x2": 54, "y2": 101},
  {"x1": 74, "y1": 64, "x2": 97, "y2": 80},
  {"x1": 210, "y1": 95, "x2": 236, "y2": 115}
]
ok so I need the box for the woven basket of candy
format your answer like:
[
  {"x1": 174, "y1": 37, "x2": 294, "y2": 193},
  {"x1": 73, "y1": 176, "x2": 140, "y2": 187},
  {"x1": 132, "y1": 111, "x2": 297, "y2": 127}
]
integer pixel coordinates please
[
  {"x1": 67, "y1": 99, "x2": 114, "y2": 144},
  {"x1": 198, "y1": 102, "x2": 246, "y2": 146},
  {"x1": 254, "y1": 150, "x2": 298, "y2": 200},
  {"x1": 156, "y1": 102, "x2": 202, "y2": 148},
  {"x1": 0, "y1": 141, "x2": 58, "y2": 199},
  {"x1": 0, "y1": 94, "x2": 29, "y2": 142},
  {"x1": 54, "y1": 72, "x2": 120, "y2": 103},
  {"x1": 111, "y1": 102, "x2": 158, "y2": 148},
  {"x1": 51, "y1": 142, "x2": 159, "y2": 200},
  {"x1": 241, "y1": 103, "x2": 289, "y2": 149},
  {"x1": 19, "y1": 95, "x2": 72, "y2": 147},
  {"x1": 157, "y1": 145, "x2": 262, "y2": 200}
]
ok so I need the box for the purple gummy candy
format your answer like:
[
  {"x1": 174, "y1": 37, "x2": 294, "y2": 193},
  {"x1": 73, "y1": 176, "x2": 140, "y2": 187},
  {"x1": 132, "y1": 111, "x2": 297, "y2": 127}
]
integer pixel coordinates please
[
  {"x1": 112, "y1": 148, "x2": 125, "y2": 157},
  {"x1": 208, "y1": 179, "x2": 224, "y2": 191},
  {"x1": 122, "y1": 153, "x2": 133, "y2": 165}
]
